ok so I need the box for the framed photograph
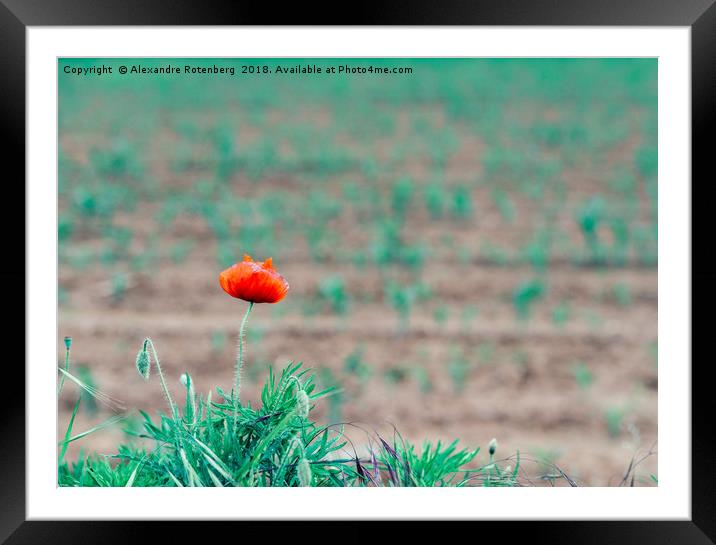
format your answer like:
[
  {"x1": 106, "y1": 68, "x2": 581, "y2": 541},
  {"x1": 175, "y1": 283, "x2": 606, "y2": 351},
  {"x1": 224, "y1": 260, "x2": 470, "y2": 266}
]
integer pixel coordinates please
[{"x1": 3, "y1": 0, "x2": 714, "y2": 542}]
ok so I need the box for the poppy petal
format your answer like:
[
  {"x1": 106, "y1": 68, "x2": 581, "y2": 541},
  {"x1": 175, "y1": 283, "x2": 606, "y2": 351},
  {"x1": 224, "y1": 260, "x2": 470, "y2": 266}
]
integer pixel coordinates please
[{"x1": 219, "y1": 257, "x2": 289, "y2": 304}]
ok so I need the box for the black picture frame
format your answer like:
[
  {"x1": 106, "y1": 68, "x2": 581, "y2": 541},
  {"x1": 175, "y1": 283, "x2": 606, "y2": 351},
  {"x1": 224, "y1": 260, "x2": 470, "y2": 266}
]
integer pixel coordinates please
[{"x1": 2, "y1": 1, "x2": 714, "y2": 542}]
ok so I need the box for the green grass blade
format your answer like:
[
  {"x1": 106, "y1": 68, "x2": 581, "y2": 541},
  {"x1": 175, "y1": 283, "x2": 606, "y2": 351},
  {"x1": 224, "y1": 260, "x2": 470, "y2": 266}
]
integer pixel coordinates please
[
  {"x1": 59, "y1": 415, "x2": 126, "y2": 446},
  {"x1": 58, "y1": 396, "x2": 81, "y2": 464}
]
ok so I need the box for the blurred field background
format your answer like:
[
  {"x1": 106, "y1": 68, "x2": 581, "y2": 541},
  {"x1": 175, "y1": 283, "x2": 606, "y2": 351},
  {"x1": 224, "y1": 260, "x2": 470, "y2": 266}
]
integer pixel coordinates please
[{"x1": 58, "y1": 58, "x2": 657, "y2": 486}]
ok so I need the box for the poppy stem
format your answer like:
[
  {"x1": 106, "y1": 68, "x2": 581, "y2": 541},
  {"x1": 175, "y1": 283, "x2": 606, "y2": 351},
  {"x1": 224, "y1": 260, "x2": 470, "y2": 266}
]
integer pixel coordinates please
[
  {"x1": 234, "y1": 301, "x2": 254, "y2": 406},
  {"x1": 145, "y1": 338, "x2": 179, "y2": 423},
  {"x1": 57, "y1": 337, "x2": 72, "y2": 396}
]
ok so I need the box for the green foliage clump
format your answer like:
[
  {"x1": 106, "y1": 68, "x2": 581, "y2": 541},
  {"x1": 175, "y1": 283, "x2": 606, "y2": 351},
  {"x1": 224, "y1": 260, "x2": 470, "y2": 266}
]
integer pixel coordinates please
[
  {"x1": 89, "y1": 140, "x2": 144, "y2": 181},
  {"x1": 424, "y1": 182, "x2": 446, "y2": 219},
  {"x1": 391, "y1": 177, "x2": 415, "y2": 218},
  {"x1": 551, "y1": 301, "x2": 570, "y2": 327},
  {"x1": 317, "y1": 275, "x2": 350, "y2": 315},
  {"x1": 576, "y1": 196, "x2": 607, "y2": 263},
  {"x1": 385, "y1": 281, "x2": 431, "y2": 331},
  {"x1": 448, "y1": 349, "x2": 471, "y2": 393},
  {"x1": 433, "y1": 304, "x2": 449, "y2": 327},
  {"x1": 58, "y1": 337, "x2": 502, "y2": 487},
  {"x1": 343, "y1": 346, "x2": 372, "y2": 383},
  {"x1": 60, "y1": 361, "x2": 349, "y2": 487},
  {"x1": 512, "y1": 278, "x2": 545, "y2": 320},
  {"x1": 376, "y1": 439, "x2": 480, "y2": 487},
  {"x1": 450, "y1": 185, "x2": 474, "y2": 219},
  {"x1": 412, "y1": 366, "x2": 432, "y2": 394},
  {"x1": 604, "y1": 406, "x2": 624, "y2": 438},
  {"x1": 573, "y1": 362, "x2": 594, "y2": 389}
]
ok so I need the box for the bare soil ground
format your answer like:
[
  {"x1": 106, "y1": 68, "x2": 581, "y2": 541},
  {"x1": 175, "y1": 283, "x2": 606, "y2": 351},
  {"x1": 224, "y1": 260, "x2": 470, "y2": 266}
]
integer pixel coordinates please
[{"x1": 59, "y1": 258, "x2": 657, "y2": 485}]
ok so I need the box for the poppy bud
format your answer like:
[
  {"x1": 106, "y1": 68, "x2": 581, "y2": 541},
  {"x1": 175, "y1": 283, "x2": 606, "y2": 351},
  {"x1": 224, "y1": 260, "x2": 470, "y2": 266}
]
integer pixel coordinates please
[
  {"x1": 295, "y1": 389, "x2": 309, "y2": 418},
  {"x1": 176, "y1": 373, "x2": 195, "y2": 426},
  {"x1": 297, "y1": 457, "x2": 312, "y2": 487},
  {"x1": 64, "y1": 336, "x2": 72, "y2": 350},
  {"x1": 136, "y1": 346, "x2": 150, "y2": 380},
  {"x1": 181, "y1": 372, "x2": 196, "y2": 397},
  {"x1": 488, "y1": 438, "x2": 498, "y2": 456}
]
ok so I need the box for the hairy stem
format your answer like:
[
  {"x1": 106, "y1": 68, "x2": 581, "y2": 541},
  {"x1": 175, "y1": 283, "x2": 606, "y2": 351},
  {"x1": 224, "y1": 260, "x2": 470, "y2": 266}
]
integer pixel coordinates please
[
  {"x1": 145, "y1": 338, "x2": 178, "y2": 422},
  {"x1": 57, "y1": 341, "x2": 71, "y2": 396},
  {"x1": 234, "y1": 301, "x2": 254, "y2": 405}
]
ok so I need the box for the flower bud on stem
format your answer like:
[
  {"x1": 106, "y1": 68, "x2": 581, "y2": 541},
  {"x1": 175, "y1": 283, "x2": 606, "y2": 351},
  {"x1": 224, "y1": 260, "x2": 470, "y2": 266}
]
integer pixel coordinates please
[
  {"x1": 180, "y1": 372, "x2": 197, "y2": 425},
  {"x1": 140, "y1": 337, "x2": 179, "y2": 423},
  {"x1": 295, "y1": 389, "x2": 309, "y2": 419},
  {"x1": 488, "y1": 438, "x2": 498, "y2": 459},
  {"x1": 57, "y1": 336, "x2": 72, "y2": 396}
]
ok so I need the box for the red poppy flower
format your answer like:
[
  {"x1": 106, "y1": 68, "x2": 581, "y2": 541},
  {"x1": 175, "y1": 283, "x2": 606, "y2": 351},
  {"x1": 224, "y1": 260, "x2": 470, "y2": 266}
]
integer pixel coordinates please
[{"x1": 219, "y1": 255, "x2": 289, "y2": 304}]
